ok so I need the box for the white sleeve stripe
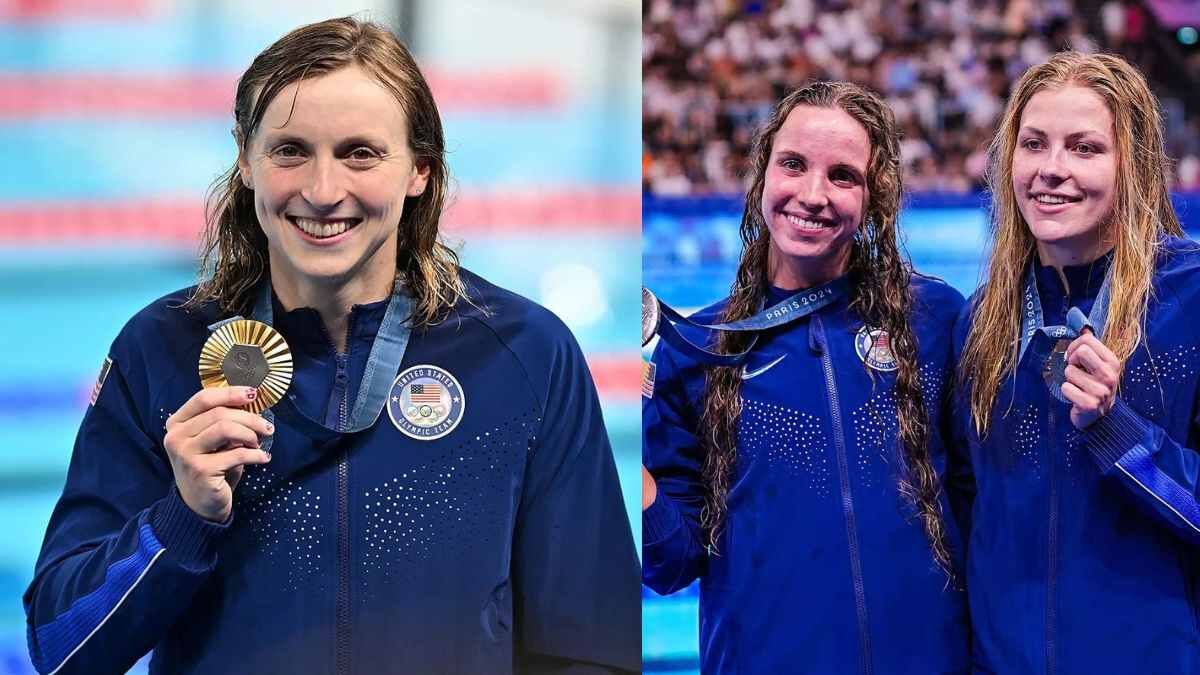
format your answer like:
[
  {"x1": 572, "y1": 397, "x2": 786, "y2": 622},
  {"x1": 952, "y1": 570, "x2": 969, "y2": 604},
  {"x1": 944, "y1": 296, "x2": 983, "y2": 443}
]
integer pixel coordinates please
[
  {"x1": 1115, "y1": 463, "x2": 1200, "y2": 536},
  {"x1": 47, "y1": 547, "x2": 166, "y2": 675}
]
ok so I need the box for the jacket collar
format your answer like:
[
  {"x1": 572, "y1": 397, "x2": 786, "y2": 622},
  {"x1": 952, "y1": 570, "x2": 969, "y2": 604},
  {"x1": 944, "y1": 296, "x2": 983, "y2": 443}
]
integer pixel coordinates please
[
  {"x1": 1034, "y1": 248, "x2": 1113, "y2": 301},
  {"x1": 271, "y1": 291, "x2": 390, "y2": 356}
]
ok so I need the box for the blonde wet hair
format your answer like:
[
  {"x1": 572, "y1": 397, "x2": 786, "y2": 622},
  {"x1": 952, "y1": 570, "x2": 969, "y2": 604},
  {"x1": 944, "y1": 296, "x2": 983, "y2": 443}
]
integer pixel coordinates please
[{"x1": 961, "y1": 51, "x2": 1182, "y2": 436}]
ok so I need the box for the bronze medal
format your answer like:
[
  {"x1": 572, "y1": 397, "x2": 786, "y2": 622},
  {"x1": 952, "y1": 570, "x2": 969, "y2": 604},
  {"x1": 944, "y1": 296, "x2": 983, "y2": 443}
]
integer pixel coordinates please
[
  {"x1": 198, "y1": 319, "x2": 293, "y2": 414},
  {"x1": 1043, "y1": 338, "x2": 1071, "y2": 403}
]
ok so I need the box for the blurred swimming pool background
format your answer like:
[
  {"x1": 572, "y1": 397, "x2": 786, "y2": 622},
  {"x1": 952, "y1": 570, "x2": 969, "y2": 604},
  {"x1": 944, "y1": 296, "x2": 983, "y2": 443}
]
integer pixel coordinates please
[{"x1": 0, "y1": 1, "x2": 639, "y2": 672}]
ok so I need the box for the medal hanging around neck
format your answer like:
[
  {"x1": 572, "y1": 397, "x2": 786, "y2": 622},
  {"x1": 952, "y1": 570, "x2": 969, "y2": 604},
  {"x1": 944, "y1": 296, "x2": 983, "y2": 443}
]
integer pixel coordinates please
[
  {"x1": 1019, "y1": 260, "x2": 1112, "y2": 402},
  {"x1": 1042, "y1": 336, "x2": 1072, "y2": 402},
  {"x1": 1039, "y1": 307, "x2": 1096, "y2": 403},
  {"x1": 198, "y1": 319, "x2": 293, "y2": 414},
  {"x1": 243, "y1": 278, "x2": 414, "y2": 435},
  {"x1": 641, "y1": 276, "x2": 851, "y2": 367}
]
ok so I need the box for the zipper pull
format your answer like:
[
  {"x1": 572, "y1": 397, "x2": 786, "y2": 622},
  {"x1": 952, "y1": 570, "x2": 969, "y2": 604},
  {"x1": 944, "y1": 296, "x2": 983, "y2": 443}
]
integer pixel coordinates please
[
  {"x1": 809, "y1": 315, "x2": 826, "y2": 355},
  {"x1": 334, "y1": 353, "x2": 349, "y2": 383}
]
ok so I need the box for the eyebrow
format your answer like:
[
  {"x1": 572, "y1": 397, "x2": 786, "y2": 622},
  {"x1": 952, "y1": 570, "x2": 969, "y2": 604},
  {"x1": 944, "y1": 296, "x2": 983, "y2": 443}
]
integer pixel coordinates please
[
  {"x1": 259, "y1": 132, "x2": 308, "y2": 147},
  {"x1": 259, "y1": 132, "x2": 390, "y2": 150},
  {"x1": 1019, "y1": 126, "x2": 1110, "y2": 141},
  {"x1": 337, "y1": 135, "x2": 390, "y2": 150},
  {"x1": 775, "y1": 149, "x2": 866, "y2": 175}
]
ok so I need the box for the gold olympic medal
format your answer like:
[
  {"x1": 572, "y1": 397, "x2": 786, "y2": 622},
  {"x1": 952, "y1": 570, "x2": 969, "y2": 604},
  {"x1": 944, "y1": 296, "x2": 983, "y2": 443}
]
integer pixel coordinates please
[{"x1": 198, "y1": 319, "x2": 293, "y2": 414}]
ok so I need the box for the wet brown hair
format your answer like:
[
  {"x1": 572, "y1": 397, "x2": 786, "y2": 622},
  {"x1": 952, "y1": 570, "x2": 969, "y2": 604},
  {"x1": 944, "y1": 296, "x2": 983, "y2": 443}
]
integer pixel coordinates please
[
  {"x1": 699, "y1": 81, "x2": 953, "y2": 576},
  {"x1": 183, "y1": 16, "x2": 463, "y2": 324}
]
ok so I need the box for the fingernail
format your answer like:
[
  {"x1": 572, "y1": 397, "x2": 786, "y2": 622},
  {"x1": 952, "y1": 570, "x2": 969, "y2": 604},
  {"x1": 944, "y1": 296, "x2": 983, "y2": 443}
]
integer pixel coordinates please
[
  {"x1": 264, "y1": 451, "x2": 272, "y2": 462},
  {"x1": 265, "y1": 422, "x2": 275, "y2": 434},
  {"x1": 246, "y1": 388, "x2": 257, "y2": 401}
]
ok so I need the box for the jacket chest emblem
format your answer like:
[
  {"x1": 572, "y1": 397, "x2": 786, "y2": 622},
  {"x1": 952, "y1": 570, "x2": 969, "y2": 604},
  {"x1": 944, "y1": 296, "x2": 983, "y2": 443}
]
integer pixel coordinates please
[
  {"x1": 855, "y1": 326, "x2": 898, "y2": 372},
  {"x1": 386, "y1": 365, "x2": 465, "y2": 440}
]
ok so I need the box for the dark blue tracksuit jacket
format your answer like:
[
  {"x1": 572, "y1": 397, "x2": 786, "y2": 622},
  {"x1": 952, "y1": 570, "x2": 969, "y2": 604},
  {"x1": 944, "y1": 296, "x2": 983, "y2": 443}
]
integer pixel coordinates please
[
  {"x1": 951, "y1": 237, "x2": 1200, "y2": 674},
  {"x1": 643, "y1": 274, "x2": 971, "y2": 674},
  {"x1": 23, "y1": 269, "x2": 640, "y2": 674}
]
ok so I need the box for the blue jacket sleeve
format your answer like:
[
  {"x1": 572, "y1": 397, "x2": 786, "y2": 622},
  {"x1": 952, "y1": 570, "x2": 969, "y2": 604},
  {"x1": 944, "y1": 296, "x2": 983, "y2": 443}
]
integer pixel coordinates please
[
  {"x1": 23, "y1": 342, "x2": 231, "y2": 674},
  {"x1": 1084, "y1": 396, "x2": 1200, "y2": 547},
  {"x1": 511, "y1": 323, "x2": 640, "y2": 674},
  {"x1": 641, "y1": 341, "x2": 709, "y2": 595}
]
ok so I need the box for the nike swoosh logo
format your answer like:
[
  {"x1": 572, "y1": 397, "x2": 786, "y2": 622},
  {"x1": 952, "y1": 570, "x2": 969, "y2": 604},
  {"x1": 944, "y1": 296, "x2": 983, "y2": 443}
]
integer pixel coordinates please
[{"x1": 741, "y1": 354, "x2": 786, "y2": 380}]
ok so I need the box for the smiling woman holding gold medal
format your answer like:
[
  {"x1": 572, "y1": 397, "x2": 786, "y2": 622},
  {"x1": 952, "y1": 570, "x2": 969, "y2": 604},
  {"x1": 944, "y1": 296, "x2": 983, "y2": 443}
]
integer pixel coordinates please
[
  {"x1": 641, "y1": 81, "x2": 970, "y2": 673},
  {"x1": 952, "y1": 52, "x2": 1200, "y2": 674},
  {"x1": 22, "y1": 17, "x2": 638, "y2": 675}
]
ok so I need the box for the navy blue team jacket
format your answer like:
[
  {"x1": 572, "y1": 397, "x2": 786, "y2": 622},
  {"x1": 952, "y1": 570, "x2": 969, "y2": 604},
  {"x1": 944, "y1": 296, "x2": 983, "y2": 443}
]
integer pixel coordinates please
[
  {"x1": 24, "y1": 269, "x2": 640, "y2": 674},
  {"x1": 951, "y1": 237, "x2": 1200, "y2": 674},
  {"x1": 643, "y1": 275, "x2": 971, "y2": 674}
]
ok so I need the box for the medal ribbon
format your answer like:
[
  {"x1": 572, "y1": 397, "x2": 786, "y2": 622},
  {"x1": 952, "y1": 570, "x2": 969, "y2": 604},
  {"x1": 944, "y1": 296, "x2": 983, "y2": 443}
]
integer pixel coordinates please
[
  {"x1": 647, "y1": 275, "x2": 850, "y2": 367},
  {"x1": 251, "y1": 279, "x2": 413, "y2": 434},
  {"x1": 208, "y1": 277, "x2": 414, "y2": 440}
]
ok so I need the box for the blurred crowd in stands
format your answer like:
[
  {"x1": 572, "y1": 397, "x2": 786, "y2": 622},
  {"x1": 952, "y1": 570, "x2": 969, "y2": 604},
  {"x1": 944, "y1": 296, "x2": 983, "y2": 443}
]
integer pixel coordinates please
[{"x1": 643, "y1": 0, "x2": 1200, "y2": 195}]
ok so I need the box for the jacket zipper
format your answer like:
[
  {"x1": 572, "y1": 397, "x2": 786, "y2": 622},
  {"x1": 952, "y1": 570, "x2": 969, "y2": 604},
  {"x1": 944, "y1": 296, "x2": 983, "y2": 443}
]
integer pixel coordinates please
[
  {"x1": 1045, "y1": 402, "x2": 1059, "y2": 675},
  {"x1": 334, "y1": 351, "x2": 350, "y2": 675},
  {"x1": 315, "y1": 312, "x2": 355, "y2": 675},
  {"x1": 814, "y1": 315, "x2": 873, "y2": 675},
  {"x1": 1045, "y1": 291, "x2": 1070, "y2": 675},
  {"x1": 314, "y1": 315, "x2": 354, "y2": 675}
]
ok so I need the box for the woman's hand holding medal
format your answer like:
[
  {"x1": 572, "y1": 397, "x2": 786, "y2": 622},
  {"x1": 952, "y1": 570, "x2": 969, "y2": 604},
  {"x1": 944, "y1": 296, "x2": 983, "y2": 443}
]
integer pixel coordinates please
[
  {"x1": 163, "y1": 387, "x2": 274, "y2": 523},
  {"x1": 1061, "y1": 327, "x2": 1122, "y2": 430}
]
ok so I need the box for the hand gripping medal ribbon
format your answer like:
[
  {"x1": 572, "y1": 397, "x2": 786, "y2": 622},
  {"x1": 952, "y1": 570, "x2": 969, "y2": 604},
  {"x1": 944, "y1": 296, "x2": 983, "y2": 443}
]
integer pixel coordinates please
[{"x1": 198, "y1": 319, "x2": 293, "y2": 414}]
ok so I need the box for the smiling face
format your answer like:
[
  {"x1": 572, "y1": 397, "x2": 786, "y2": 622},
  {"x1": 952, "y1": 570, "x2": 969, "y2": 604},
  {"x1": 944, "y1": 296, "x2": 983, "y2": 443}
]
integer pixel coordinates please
[
  {"x1": 237, "y1": 64, "x2": 429, "y2": 289},
  {"x1": 759, "y1": 105, "x2": 870, "y2": 289},
  {"x1": 1012, "y1": 84, "x2": 1118, "y2": 266}
]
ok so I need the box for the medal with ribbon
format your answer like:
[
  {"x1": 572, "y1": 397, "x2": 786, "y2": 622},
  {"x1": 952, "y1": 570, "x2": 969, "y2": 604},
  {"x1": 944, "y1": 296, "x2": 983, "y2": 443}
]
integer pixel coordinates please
[
  {"x1": 1018, "y1": 261, "x2": 1112, "y2": 402},
  {"x1": 204, "y1": 277, "x2": 415, "y2": 449},
  {"x1": 641, "y1": 276, "x2": 851, "y2": 367}
]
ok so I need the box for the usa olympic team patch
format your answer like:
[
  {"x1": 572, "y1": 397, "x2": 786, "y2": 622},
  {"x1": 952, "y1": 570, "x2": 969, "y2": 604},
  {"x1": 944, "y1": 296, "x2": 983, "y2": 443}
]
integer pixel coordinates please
[
  {"x1": 386, "y1": 365, "x2": 465, "y2": 440},
  {"x1": 854, "y1": 326, "x2": 899, "y2": 372}
]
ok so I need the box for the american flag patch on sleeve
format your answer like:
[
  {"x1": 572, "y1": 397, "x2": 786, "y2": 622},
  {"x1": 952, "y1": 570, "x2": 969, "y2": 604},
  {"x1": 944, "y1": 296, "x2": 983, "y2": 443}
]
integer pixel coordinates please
[
  {"x1": 642, "y1": 360, "x2": 656, "y2": 399},
  {"x1": 90, "y1": 356, "x2": 112, "y2": 406}
]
